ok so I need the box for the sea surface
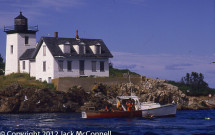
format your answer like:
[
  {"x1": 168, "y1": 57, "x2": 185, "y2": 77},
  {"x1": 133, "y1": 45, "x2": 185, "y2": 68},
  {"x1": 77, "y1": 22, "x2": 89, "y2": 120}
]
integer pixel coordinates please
[{"x1": 0, "y1": 110, "x2": 214, "y2": 135}]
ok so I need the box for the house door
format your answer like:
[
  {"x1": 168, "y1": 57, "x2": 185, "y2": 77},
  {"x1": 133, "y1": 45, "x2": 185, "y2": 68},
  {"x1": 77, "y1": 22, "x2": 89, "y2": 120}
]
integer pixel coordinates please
[{"x1": 79, "y1": 60, "x2": 85, "y2": 75}]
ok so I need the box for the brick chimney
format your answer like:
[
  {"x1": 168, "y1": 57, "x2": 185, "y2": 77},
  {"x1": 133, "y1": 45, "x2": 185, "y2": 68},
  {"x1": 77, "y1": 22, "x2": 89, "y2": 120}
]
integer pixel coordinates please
[
  {"x1": 54, "y1": 32, "x2": 58, "y2": 38},
  {"x1": 75, "y1": 30, "x2": 79, "y2": 39}
]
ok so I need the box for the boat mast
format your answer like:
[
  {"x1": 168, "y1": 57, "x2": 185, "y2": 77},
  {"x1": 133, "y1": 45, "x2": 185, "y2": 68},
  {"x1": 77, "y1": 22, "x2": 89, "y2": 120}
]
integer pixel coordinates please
[{"x1": 128, "y1": 71, "x2": 132, "y2": 96}]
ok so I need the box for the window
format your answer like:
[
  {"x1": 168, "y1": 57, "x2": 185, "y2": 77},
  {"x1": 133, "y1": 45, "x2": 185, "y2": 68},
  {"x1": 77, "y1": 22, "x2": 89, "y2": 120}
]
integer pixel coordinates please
[
  {"x1": 67, "y1": 61, "x2": 72, "y2": 71},
  {"x1": 58, "y1": 60, "x2": 64, "y2": 72},
  {"x1": 92, "y1": 61, "x2": 96, "y2": 72},
  {"x1": 11, "y1": 45, "x2": 13, "y2": 54},
  {"x1": 43, "y1": 61, "x2": 46, "y2": 72},
  {"x1": 43, "y1": 46, "x2": 46, "y2": 56},
  {"x1": 23, "y1": 61, "x2": 25, "y2": 70},
  {"x1": 100, "y1": 61, "x2": 105, "y2": 72},
  {"x1": 25, "y1": 36, "x2": 29, "y2": 45},
  {"x1": 48, "y1": 77, "x2": 52, "y2": 83},
  {"x1": 96, "y1": 46, "x2": 101, "y2": 54},
  {"x1": 79, "y1": 60, "x2": 85, "y2": 75},
  {"x1": 79, "y1": 45, "x2": 85, "y2": 54}
]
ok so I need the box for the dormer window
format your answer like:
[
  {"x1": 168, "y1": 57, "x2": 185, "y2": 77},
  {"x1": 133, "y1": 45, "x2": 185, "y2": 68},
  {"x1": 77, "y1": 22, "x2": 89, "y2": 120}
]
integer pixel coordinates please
[
  {"x1": 79, "y1": 45, "x2": 85, "y2": 54},
  {"x1": 59, "y1": 41, "x2": 71, "y2": 53},
  {"x1": 90, "y1": 43, "x2": 101, "y2": 54},
  {"x1": 73, "y1": 41, "x2": 86, "y2": 54},
  {"x1": 79, "y1": 42, "x2": 86, "y2": 55},
  {"x1": 96, "y1": 46, "x2": 101, "y2": 54}
]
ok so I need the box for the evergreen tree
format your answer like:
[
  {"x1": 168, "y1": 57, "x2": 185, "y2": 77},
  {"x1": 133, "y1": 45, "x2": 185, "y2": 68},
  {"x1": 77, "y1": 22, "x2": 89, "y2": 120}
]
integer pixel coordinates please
[
  {"x1": 181, "y1": 72, "x2": 209, "y2": 96},
  {"x1": 0, "y1": 54, "x2": 5, "y2": 75}
]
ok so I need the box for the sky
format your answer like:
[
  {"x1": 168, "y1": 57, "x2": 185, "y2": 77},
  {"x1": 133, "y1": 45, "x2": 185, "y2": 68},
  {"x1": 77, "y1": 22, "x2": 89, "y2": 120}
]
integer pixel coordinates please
[{"x1": 0, "y1": 0, "x2": 215, "y2": 88}]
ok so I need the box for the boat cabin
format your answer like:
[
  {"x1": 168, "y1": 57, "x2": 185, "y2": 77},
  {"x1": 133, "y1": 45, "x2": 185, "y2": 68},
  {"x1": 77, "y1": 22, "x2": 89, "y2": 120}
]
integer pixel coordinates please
[
  {"x1": 117, "y1": 96, "x2": 161, "y2": 111},
  {"x1": 117, "y1": 96, "x2": 141, "y2": 111}
]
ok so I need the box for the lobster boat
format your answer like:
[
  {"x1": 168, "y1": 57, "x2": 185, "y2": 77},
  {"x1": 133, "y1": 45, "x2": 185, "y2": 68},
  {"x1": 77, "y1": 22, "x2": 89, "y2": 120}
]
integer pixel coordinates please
[{"x1": 82, "y1": 96, "x2": 177, "y2": 118}]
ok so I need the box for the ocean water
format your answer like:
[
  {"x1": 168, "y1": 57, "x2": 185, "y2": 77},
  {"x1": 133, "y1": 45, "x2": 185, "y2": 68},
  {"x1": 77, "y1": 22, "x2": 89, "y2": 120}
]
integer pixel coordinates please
[{"x1": 0, "y1": 110, "x2": 214, "y2": 135}]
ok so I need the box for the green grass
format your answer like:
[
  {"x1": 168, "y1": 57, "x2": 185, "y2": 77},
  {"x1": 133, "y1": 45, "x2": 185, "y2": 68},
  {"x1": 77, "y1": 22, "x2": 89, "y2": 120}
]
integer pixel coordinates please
[
  {"x1": 0, "y1": 67, "x2": 140, "y2": 90},
  {"x1": 109, "y1": 67, "x2": 140, "y2": 77},
  {"x1": 0, "y1": 73, "x2": 55, "y2": 90}
]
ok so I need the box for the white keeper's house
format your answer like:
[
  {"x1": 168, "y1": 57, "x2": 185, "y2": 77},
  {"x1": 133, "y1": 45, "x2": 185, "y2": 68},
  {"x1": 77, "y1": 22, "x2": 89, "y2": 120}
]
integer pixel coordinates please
[{"x1": 4, "y1": 12, "x2": 113, "y2": 83}]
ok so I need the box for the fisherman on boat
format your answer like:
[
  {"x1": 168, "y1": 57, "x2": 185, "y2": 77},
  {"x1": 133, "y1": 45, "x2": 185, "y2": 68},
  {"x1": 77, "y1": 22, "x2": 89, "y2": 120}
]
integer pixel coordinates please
[
  {"x1": 117, "y1": 100, "x2": 123, "y2": 111},
  {"x1": 126, "y1": 99, "x2": 133, "y2": 111},
  {"x1": 105, "y1": 104, "x2": 112, "y2": 112},
  {"x1": 105, "y1": 106, "x2": 109, "y2": 112}
]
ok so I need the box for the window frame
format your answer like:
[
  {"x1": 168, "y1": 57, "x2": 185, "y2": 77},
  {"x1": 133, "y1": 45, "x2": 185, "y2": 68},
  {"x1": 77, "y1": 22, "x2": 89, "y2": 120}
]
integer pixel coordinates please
[
  {"x1": 43, "y1": 61, "x2": 46, "y2": 72},
  {"x1": 48, "y1": 77, "x2": 52, "y2": 83},
  {"x1": 43, "y1": 46, "x2": 46, "y2": 56},
  {"x1": 11, "y1": 45, "x2": 13, "y2": 54},
  {"x1": 79, "y1": 60, "x2": 85, "y2": 75},
  {"x1": 25, "y1": 36, "x2": 29, "y2": 45},
  {"x1": 92, "y1": 61, "x2": 97, "y2": 72},
  {"x1": 23, "y1": 61, "x2": 25, "y2": 70},
  {"x1": 96, "y1": 46, "x2": 101, "y2": 54},
  {"x1": 79, "y1": 45, "x2": 85, "y2": 54},
  {"x1": 100, "y1": 61, "x2": 105, "y2": 72},
  {"x1": 58, "y1": 60, "x2": 64, "y2": 72},
  {"x1": 67, "y1": 61, "x2": 72, "y2": 72}
]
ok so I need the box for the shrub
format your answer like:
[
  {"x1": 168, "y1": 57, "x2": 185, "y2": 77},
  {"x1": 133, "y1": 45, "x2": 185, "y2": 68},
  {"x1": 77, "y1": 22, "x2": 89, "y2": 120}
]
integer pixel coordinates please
[{"x1": 109, "y1": 66, "x2": 140, "y2": 77}]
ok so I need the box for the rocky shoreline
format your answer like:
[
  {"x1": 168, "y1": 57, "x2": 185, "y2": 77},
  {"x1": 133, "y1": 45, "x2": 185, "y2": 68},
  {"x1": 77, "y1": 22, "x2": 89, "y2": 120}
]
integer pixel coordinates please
[{"x1": 0, "y1": 77, "x2": 215, "y2": 113}]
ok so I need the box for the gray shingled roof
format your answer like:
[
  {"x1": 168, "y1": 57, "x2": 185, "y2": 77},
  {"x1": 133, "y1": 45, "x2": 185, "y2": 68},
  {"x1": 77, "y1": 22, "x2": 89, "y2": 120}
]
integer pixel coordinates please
[
  {"x1": 19, "y1": 37, "x2": 113, "y2": 60},
  {"x1": 19, "y1": 48, "x2": 35, "y2": 60}
]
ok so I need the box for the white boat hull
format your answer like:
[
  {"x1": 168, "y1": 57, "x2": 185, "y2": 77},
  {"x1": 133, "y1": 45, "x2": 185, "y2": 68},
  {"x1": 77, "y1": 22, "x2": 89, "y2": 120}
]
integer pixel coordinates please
[{"x1": 141, "y1": 104, "x2": 177, "y2": 117}]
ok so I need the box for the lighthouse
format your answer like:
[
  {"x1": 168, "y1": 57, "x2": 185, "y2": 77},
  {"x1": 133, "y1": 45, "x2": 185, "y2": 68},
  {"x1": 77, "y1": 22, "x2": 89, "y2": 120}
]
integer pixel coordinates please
[
  {"x1": 4, "y1": 12, "x2": 38, "y2": 75},
  {"x1": 3, "y1": 12, "x2": 112, "y2": 82}
]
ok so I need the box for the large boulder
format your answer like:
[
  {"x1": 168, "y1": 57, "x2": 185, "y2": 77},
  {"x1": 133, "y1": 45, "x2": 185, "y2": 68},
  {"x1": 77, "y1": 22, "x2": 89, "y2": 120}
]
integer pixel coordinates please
[
  {"x1": 117, "y1": 78, "x2": 190, "y2": 110},
  {"x1": 0, "y1": 83, "x2": 88, "y2": 113}
]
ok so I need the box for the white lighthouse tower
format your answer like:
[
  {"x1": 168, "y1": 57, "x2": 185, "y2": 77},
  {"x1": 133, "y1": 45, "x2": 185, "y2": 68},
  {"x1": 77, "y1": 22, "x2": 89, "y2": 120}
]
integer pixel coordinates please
[{"x1": 4, "y1": 12, "x2": 38, "y2": 75}]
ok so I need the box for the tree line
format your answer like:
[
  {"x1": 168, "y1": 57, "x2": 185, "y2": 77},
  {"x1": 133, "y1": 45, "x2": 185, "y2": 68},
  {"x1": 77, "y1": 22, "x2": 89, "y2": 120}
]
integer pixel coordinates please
[
  {"x1": 181, "y1": 72, "x2": 209, "y2": 90},
  {"x1": 169, "y1": 72, "x2": 215, "y2": 96}
]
